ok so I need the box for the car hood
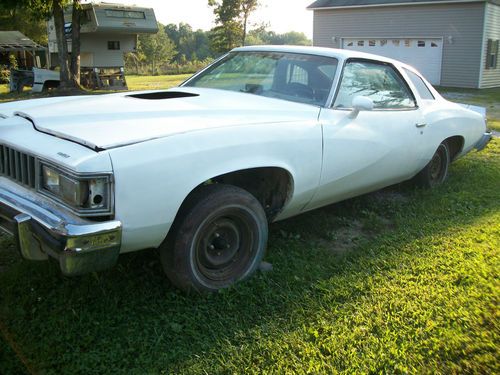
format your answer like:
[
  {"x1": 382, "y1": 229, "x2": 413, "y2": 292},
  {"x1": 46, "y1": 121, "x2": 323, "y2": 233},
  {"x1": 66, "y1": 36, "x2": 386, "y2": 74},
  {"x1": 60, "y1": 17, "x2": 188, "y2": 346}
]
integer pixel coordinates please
[{"x1": 1, "y1": 88, "x2": 320, "y2": 150}]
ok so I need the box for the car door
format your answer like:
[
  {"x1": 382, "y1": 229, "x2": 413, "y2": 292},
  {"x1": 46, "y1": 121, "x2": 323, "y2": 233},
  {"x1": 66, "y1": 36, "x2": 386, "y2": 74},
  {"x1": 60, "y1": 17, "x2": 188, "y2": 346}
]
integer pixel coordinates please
[{"x1": 306, "y1": 59, "x2": 427, "y2": 210}]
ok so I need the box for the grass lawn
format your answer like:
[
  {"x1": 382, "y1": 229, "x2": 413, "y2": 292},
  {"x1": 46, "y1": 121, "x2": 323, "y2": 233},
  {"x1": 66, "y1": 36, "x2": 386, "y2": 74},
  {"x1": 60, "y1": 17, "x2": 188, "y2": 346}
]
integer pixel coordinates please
[
  {"x1": 0, "y1": 142, "x2": 499, "y2": 373},
  {"x1": 0, "y1": 75, "x2": 499, "y2": 373},
  {"x1": 0, "y1": 74, "x2": 191, "y2": 103},
  {"x1": 126, "y1": 74, "x2": 192, "y2": 91}
]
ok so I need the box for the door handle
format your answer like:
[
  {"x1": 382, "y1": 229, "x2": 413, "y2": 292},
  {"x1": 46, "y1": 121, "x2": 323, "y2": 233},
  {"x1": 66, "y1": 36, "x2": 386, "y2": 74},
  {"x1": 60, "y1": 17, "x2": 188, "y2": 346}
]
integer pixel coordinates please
[{"x1": 415, "y1": 123, "x2": 427, "y2": 128}]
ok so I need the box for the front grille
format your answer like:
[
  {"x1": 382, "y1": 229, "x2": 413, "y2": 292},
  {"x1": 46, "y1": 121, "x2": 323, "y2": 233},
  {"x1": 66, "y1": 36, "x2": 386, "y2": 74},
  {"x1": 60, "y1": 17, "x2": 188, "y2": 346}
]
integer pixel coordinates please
[{"x1": 0, "y1": 145, "x2": 37, "y2": 189}]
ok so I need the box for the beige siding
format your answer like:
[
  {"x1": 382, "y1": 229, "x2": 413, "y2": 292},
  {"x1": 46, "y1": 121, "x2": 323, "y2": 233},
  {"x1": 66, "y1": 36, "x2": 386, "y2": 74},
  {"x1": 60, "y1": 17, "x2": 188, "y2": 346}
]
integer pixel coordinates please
[
  {"x1": 313, "y1": 2, "x2": 485, "y2": 88},
  {"x1": 80, "y1": 34, "x2": 136, "y2": 67},
  {"x1": 480, "y1": 3, "x2": 500, "y2": 88}
]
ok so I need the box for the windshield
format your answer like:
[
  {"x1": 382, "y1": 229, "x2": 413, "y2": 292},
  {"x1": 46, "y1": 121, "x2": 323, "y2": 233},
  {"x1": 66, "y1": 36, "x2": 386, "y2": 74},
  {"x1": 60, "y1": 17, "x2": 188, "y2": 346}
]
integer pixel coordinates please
[{"x1": 183, "y1": 51, "x2": 338, "y2": 107}]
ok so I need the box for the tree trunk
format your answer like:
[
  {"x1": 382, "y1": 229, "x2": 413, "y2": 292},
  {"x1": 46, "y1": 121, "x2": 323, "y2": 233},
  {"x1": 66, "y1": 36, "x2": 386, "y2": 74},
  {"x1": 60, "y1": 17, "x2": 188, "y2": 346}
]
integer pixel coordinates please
[
  {"x1": 52, "y1": 0, "x2": 74, "y2": 89},
  {"x1": 70, "y1": 0, "x2": 81, "y2": 86},
  {"x1": 242, "y1": 14, "x2": 248, "y2": 46}
]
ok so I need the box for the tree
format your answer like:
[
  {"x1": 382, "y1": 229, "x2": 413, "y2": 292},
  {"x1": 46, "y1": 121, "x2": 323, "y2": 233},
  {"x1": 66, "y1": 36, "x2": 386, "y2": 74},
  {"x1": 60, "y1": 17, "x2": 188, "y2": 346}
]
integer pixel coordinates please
[
  {"x1": 139, "y1": 23, "x2": 176, "y2": 75},
  {"x1": 246, "y1": 28, "x2": 312, "y2": 46},
  {"x1": 1, "y1": 0, "x2": 82, "y2": 90},
  {"x1": 240, "y1": 0, "x2": 258, "y2": 46},
  {"x1": 208, "y1": 0, "x2": 259, "y2": 53},
  {"x1": 164, "y1": 23, "x2": 214, "y2": 63},
  {"x1": 70, "y1": 0, "x2": 81, "y2": 85},
  {"x1": 193, "y1": 30, "x2": 212, "y2": 60},
  {"x1": 0, "y1": 3, "x2": 48, "y2": 45},
  {"x1": 51, "y1": 0, "x2": 72, "y2": 88},
  {"x1": 124, "y1": 43, "x2": 146, "y2": 75}
]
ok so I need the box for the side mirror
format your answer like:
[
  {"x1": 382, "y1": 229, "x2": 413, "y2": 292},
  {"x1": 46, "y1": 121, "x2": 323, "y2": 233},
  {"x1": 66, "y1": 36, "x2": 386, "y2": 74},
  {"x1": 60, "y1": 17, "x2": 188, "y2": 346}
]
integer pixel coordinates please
[{"x1": 349, "y1": 96, "x2": 374, "y2": 118}]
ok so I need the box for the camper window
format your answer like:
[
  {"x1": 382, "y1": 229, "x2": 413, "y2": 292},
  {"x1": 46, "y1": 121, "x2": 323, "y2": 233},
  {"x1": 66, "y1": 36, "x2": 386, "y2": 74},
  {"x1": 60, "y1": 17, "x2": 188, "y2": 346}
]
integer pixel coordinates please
[
  {"x1": 108, "y1": 41, "x2": 121, "y2": 50},
  {"x1": 105, "y1": 9, "x2": 145, "y2": 19}
]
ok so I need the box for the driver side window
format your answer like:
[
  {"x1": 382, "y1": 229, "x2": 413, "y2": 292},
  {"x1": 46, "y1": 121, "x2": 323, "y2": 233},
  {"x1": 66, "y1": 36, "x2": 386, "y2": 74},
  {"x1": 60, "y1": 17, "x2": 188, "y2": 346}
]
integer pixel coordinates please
[{"x1": 334, "y1": 60, "x2": 416, "y2": 110}]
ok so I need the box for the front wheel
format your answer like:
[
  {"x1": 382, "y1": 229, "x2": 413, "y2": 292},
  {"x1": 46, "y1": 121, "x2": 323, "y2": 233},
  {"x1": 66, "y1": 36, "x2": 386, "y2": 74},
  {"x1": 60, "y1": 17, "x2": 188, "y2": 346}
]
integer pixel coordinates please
[
  {"x1": 413, "y1": 142, "x2": 450, "y2": 188},
  {"x1": 161, "y1": 184, "x2": 268, "y2": 292}
]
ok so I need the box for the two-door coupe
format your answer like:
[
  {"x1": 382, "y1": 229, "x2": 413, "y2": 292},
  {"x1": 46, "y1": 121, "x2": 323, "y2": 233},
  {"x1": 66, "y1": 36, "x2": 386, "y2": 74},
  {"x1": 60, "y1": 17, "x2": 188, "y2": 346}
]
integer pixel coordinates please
[{"x1": 0, "y1": 46, "x2": 491, "y2": 291}]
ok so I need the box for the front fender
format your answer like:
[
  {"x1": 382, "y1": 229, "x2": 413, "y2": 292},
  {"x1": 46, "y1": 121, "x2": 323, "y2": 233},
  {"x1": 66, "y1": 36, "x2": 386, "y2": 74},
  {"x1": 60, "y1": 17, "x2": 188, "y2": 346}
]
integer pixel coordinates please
[{"x1": 109, "y1": 121, "x2": 323, "y2": 253}]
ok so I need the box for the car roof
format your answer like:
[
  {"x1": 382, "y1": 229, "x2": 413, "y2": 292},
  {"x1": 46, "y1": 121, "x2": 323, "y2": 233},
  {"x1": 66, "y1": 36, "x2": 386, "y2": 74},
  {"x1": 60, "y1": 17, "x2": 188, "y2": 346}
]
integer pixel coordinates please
[{"x1": 232, "y1": 45, "x2": 408, "y2": 68}]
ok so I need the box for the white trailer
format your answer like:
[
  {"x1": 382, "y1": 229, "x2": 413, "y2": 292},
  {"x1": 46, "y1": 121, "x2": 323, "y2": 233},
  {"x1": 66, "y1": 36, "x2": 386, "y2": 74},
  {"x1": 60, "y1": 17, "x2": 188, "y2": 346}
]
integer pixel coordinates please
[{"x1": 46, "y1": 2, "x2": 158, "y2": 89}]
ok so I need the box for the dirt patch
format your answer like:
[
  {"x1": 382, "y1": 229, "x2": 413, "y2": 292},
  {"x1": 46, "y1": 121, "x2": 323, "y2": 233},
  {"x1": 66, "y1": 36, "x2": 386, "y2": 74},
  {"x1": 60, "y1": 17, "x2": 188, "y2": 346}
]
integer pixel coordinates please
[
  {"x1": 371, "y1": 190, "x2": 409, "y2": 205},
  {"x1": 321, "y1": 214, "x2": 395, "y2": 254},
  {"x1": 325, "y1": 220, "x2": 366, "y2": 253}
]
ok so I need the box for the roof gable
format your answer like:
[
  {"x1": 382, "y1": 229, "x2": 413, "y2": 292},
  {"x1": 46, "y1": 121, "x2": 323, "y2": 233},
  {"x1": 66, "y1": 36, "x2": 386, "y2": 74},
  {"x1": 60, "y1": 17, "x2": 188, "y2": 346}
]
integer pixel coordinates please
[{"x1": 307, "y1": 0, "x2": 498, "y2": 9}]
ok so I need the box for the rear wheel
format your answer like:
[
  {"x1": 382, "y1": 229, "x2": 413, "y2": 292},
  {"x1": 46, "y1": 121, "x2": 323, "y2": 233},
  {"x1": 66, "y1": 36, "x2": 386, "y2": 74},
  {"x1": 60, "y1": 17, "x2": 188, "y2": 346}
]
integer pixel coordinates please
[
  {"x1": 161, "y1": 184, "x2": 268, "y2": 292},
  {"x1": 414, "y1": 142, "x2": 450, "y2": 188}
]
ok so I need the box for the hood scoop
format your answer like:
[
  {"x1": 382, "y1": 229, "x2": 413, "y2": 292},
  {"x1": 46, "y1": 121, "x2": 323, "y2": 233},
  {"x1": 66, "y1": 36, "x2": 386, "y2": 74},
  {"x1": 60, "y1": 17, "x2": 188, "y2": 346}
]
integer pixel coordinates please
[{"x1": 127, "y1": 91, "x2": 199, "y2": 100}]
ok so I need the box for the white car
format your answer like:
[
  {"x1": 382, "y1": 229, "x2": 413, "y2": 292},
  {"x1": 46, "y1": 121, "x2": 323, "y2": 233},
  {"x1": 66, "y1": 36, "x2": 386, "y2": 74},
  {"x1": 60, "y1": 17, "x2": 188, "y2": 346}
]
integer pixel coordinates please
[{"x1": 0, "y1": 46, "x2": 491, "y2": 291}]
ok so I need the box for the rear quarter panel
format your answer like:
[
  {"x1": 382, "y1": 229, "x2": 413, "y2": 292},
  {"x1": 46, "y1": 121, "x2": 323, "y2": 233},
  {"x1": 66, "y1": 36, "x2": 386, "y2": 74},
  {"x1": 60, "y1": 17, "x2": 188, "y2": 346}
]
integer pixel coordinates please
[{"x1": 421, "y1": 99, "x2": 486, "y2": 161}]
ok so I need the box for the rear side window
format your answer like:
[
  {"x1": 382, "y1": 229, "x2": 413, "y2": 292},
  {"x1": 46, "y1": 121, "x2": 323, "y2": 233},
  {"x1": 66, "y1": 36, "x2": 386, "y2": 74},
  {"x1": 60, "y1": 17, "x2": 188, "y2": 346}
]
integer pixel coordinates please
[{"x1": 404, "y1": 69, "x2": 435, "y2": 100}]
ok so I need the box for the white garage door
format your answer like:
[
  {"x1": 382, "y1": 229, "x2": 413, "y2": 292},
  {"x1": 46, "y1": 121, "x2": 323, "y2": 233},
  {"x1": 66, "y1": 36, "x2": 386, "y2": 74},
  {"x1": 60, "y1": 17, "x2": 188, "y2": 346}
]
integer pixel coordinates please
[{"x1": 342, "y1": 38, "x2": 443, "y2": 85}]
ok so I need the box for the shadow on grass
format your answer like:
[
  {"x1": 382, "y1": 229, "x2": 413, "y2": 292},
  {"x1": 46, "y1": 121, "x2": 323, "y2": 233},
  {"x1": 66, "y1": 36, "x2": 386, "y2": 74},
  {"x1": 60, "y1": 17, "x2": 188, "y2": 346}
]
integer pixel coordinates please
[{"x1": 0, "y1": 143, "x2": 498, "y2": 374}]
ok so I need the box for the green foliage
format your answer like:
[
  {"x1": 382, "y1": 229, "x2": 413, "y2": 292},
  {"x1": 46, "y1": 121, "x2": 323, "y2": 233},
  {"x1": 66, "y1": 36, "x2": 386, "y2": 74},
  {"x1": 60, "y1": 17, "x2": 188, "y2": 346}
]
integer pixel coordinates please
[
  {"x1": 0, "y1": 68, "x2": 10, "y2": 84},
  {"x1": 0, "y1": 56, "x2": 17, "y2": 84},
  {"x1": 208, "y1": 0, "x2": 260, "y2": 53},
  {"x1": 209, "y1": 22, "x2": 243, "y2": 53},
  {"x1": 8, "y1": 55, "x2": 18, "y2": 70},
  {"x1": 126, "y1": 23, "x2": 213, "y2": 76},
  {"x1": 0, "y1": 2, "x2": 51, "y2": 45},
  {"x1": 164, "y1": 23, "x2": 213, "y2": 63},
  {"x1": 138, "y1": 23, "x2": 176, "y2": 75},
  {"x1": 1, "y1": 0, "x2": 82, "y2": 88},
  {"x1": 247, "y1": 28, "x2": 312, "y2": 46}
]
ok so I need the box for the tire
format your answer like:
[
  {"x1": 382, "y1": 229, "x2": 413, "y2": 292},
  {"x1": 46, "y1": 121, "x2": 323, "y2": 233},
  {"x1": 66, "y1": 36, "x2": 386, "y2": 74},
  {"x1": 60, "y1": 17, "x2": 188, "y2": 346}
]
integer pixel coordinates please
[
  {"x1": 16, "y1": 78, "x2": 31, "y2": 94},
  {"x1": 414, "y1": 142, "x2": 450, "y2": 188},
  {"x1": 161, "y1": 184, "x2": 268, "y2": 292}
]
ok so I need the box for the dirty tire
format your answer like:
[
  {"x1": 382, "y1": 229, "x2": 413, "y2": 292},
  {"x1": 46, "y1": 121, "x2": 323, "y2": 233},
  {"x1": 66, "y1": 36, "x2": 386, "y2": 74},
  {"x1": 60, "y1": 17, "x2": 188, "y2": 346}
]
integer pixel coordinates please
[
  {"x1": 161, "y1": 184, "x2": 268, "y2": 292},
  {"x1": 414, "y1": 142, "x2": 450, "y2": 188}
]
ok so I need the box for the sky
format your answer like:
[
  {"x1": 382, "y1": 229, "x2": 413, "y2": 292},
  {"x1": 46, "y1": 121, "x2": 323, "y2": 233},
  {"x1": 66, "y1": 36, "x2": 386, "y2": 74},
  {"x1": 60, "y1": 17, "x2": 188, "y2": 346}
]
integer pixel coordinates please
[{"x1": 98, "y1": 0, "x2": 315, "y2": 38}]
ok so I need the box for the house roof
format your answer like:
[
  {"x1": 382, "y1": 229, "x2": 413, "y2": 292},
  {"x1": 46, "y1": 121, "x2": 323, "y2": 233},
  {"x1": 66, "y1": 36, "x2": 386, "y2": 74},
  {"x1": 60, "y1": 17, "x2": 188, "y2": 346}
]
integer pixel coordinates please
[
  {"x1": 307, "y1": 0, "x2": 500, "y2": 10},
  {"x1": 0, "y1": 31, "x2": 46, "y2": 52}
]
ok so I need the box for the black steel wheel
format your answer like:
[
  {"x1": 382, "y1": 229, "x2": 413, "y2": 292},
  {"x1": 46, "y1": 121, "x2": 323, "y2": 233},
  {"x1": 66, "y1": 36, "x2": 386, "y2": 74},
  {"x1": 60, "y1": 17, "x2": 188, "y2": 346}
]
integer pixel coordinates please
[
  {"x1": 414, "y1": 142, "x2": 450, "y2": 188},
  {"x1": 161, "y1": 184, "x2": 268, "y2": 292}
]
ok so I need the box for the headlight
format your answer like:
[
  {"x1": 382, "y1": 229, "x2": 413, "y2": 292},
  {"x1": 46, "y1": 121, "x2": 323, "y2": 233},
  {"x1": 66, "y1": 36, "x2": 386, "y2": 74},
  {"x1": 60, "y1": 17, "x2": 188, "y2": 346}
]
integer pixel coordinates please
[{"x1": 39, "y1": 163, "x2": 113, "y2": 216}]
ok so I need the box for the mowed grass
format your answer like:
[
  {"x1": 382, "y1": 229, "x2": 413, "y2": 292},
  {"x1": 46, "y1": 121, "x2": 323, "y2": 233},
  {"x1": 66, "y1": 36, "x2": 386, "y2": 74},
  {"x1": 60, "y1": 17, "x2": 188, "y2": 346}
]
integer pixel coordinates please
[
  {"x1": 126, "y1": 74, "x2": 192, "y2": 91},
  {"x1": 0, "y1": 139, "x2": 498, "y2": 374},
  {"x1": 0, "y1": 74, "x2": 191, "y2": 103}
]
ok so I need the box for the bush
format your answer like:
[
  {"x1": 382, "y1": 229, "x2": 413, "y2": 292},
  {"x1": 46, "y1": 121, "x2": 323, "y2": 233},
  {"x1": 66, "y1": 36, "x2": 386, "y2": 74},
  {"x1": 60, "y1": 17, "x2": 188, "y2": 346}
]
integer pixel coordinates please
[
  {"x1": 159, "y1": 58, "x2": 214, "y2": 75},
  {"x1": 125, "y1": 58, "x2": 214, "y2": 76},
  {"x1": 0, "y1": 65, "x2": 10, "y2": 84}
]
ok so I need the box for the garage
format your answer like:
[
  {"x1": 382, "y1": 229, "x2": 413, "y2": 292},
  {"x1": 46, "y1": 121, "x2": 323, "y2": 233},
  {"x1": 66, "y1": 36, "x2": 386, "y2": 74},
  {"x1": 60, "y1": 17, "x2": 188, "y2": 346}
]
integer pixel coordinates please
[
  {"x1": 342, "y1": 38, "x2": 443, "y2": 85},
  {"x1": 309, "y1": 0, "x2": 500, "y2": 88}
]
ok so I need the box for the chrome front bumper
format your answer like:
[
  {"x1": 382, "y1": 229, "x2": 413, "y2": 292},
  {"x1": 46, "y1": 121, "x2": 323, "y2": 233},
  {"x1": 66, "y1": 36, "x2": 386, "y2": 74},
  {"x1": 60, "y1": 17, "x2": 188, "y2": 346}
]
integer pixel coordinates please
[
  {"x1": 0, "y1": 180, "x2": 122, "y2": 276},
  {"x1": 475, "y1": 131, "x2": 492, "y2": 152}
]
